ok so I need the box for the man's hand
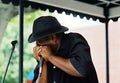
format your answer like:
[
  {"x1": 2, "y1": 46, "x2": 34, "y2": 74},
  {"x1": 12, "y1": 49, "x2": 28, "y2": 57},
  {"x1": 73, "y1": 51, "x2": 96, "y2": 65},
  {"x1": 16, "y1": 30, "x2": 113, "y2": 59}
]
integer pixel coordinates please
[
  {"x1": 33, "y1": 46, "x2": 53, "y2": 61},
  {"x1": 33, "y1": 46, "x2": 41, "y2": 61},
  {"x1": 39, "y1": 46, "x2": 53, "y2": 61}
]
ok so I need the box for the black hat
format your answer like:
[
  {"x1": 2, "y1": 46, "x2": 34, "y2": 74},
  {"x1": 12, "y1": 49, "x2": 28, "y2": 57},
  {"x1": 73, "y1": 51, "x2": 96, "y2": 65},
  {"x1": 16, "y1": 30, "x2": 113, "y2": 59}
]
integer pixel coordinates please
[{"x1": 28, "y1": 16, "x2": 68, "y2": 43}]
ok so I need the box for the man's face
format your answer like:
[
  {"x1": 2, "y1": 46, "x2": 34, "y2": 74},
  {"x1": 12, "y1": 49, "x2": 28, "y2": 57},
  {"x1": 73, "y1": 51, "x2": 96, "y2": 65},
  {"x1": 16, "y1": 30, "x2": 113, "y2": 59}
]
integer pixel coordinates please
[
  {"x1": 36, "y1": 36, "x2": 51, "y2": 46},
  {"x1": 36, "y1": 35, "x2": 59, "y2": 53}
]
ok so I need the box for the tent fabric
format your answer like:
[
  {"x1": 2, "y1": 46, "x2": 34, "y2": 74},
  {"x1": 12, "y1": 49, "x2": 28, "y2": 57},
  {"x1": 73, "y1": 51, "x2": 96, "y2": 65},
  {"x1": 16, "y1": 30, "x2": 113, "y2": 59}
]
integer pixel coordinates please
[
  {"x1": 1, "y1": 0, "x2": 120, "y2": 22},
  {"x1": 76, "y1": 0, "x2": 120, "y2": 8}
]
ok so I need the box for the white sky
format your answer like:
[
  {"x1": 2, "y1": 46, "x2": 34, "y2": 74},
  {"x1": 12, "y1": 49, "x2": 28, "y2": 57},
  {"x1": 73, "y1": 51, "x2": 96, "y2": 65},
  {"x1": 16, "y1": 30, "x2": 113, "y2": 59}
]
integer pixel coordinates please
[{"x1": 53, "y1": 11, "x2": 103, "y2": 31}]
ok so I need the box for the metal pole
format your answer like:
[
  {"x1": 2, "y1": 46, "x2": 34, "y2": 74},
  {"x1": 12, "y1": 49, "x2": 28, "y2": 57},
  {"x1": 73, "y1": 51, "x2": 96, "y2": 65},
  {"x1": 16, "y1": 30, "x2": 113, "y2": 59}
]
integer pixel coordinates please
[
  {"x1": 104, "y1": 7, "x2": 109, "y2": 83},
  {"x1": 1, "y1": 40, "x2": 17, "y2": 83},
  {"x1": 19, "y1": 0, "x2": 24, "y2": 83}
]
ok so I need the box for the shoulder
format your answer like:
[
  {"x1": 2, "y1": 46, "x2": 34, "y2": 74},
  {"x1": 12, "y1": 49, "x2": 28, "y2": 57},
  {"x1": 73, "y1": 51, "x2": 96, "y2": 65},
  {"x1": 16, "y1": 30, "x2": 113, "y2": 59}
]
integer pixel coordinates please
[
  {"x1": 66, "y1": 32, "x2": 88, "y2": 42},
  {"x1": 65, "y1": 32, "x2": 90, "y2": 47}
]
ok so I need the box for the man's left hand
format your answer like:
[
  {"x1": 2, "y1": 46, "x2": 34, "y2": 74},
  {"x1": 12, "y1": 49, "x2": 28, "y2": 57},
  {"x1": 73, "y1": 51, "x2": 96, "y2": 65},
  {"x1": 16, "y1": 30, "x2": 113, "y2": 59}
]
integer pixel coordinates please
[{"x1": 39, "y1": 46, "x2": 53, "y2": 61}]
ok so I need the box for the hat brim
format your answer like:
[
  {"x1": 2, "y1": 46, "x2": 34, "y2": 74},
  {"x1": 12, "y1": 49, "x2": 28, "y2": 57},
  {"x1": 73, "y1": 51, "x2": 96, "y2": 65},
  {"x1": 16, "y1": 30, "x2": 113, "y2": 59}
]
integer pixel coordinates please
[{"x1": 28, "y1": 26, "x2": 68, "y2": 43}]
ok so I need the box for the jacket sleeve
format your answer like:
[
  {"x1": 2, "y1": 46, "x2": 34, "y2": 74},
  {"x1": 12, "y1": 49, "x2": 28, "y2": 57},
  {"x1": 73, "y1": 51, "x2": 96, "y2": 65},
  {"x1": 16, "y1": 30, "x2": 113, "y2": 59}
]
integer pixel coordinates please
[{"x1": 69, "y1": 33, "x2": 94, "y2": 77}]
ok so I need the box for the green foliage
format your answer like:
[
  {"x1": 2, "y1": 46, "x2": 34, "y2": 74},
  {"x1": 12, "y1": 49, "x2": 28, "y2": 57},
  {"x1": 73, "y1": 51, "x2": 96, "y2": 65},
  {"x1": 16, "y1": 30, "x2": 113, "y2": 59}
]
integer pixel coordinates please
[{"x1": 0, "y1": 9, "x2": 53, "y2": 83}]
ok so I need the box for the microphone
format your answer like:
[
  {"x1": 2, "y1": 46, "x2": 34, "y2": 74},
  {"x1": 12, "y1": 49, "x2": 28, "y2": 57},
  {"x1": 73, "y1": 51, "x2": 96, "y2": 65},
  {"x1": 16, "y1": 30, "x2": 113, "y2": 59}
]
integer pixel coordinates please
[
  {"x1": 11, "y1": 40, "x2": 17, "y2": 50},
  {"x1": 11, "y1": 40, "x2": 17, "y2": 46},
  {"x1": 38, "y1": 56, "x2": 44, "y2": 77}
]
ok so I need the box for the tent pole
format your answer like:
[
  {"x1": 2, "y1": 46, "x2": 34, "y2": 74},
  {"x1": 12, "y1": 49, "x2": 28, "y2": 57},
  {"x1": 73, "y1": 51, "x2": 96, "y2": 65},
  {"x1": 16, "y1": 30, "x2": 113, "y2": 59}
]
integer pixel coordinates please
[
  {"x1": 104, "y1": 7, "x2": 109, "y2": 83},
  {"x1": 19, "y1": 0, "x2": 24, "y2": 83}
]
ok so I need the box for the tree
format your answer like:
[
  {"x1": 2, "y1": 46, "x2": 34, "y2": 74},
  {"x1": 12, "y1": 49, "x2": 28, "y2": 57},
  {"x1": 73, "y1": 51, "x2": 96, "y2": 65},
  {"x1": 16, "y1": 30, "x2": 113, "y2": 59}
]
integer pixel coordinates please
[
  {"x1": 0, "y1": 1, "x2": 53, "y2": 82},
  {"x1": 0, "y1": 1, "x2": 36, "y2": 43}
]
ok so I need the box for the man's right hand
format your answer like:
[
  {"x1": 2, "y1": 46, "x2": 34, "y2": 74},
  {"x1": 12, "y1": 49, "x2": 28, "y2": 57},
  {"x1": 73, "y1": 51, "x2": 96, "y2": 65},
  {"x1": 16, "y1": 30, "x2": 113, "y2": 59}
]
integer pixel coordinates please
[{"x1": 33, "y1": 46, "x2": 41, "y2": 61}]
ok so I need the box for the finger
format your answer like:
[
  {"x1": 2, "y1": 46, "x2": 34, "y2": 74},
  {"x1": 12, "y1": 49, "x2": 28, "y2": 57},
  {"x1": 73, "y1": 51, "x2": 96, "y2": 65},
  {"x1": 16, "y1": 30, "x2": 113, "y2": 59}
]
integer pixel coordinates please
[
  {"x1": 33, "y1": 47, "x2": 41, "y2": 61},
  {"x1": 34, "y1": 46, "x2": 41, "y2": 52}
]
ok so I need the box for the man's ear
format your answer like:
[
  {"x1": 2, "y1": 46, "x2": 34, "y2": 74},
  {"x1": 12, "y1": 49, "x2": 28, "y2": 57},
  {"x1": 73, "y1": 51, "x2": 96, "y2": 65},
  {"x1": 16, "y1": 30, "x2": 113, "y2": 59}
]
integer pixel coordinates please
[{"x1": 51, "y1": 34, "x2": 57, "y2": 40}]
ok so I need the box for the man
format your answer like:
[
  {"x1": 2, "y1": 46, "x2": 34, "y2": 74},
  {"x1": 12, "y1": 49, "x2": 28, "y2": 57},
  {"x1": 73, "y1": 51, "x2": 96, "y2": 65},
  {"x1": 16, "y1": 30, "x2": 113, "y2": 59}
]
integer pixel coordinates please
[{"x1": 28, "y1": 16, "x2": 99, "y2": 83}]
